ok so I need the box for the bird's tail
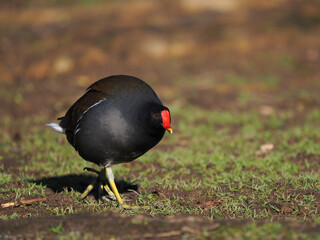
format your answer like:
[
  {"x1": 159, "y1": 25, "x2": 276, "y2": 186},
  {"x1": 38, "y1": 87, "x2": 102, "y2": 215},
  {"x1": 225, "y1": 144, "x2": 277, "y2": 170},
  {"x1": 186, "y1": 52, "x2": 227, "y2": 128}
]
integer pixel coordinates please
[{"x1": 46, "y1": 123, "x2": 66, "y2": 134}]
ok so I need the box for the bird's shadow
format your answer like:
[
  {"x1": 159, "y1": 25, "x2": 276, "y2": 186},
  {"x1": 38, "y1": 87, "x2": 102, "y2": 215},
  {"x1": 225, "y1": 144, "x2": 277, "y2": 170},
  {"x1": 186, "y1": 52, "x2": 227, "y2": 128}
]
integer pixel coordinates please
[{"x1": 31, "y1": 174, "x2": 138, "y2": 201}]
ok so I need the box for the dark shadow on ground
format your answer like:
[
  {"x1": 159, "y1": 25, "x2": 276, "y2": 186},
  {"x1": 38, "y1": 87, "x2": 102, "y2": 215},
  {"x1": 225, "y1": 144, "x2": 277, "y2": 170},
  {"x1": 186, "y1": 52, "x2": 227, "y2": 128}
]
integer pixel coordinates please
[{"x1": 31, "y1": 174, "x2": 139, "y2": 200}]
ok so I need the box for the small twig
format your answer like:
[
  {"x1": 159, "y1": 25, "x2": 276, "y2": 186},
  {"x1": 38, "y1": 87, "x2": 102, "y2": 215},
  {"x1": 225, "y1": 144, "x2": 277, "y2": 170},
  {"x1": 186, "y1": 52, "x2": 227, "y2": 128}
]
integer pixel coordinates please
[
  {"x1": 127, "y1": 189, "x2": 141, "y2": 195},
  {"x1": 143, "y1": 223, "x2": 221, "y2": 238},
  {"x1": 181, "y1": 226, "x2": 201, "y2": 234},
  {"x1": 144, "y1": 230, "x2": 182, "y2": 238},
  {"x1": 1, "y1": 198, "x2": 46, "y2": 209},
  {"x1": 129, "y1": 222, "x2": 221, "y2": 240},
  {"x1": 205, "y1": 223, "x2": 221, "y2": 231}
]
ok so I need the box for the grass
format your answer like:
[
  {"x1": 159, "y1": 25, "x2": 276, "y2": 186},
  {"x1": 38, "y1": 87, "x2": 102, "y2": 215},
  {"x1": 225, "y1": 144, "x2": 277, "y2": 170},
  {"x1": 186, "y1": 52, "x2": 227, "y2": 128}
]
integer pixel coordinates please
[
  {"x1": 210, "y1": 223, "x2": 320, "y2": 240},
  {"x1": 1, "y1": 103, "x2": 320, "y2": 225},
  {"x1": 1, "y1": 80, "x2": 319, "y2": 236}
]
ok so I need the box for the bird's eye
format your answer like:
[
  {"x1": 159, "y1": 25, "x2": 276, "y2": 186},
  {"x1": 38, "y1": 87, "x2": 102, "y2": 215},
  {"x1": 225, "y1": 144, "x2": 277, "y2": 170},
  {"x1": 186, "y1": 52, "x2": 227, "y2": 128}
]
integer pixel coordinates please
[{"x1": 154, "y1": 114, "x2": 160, "y2": 119}]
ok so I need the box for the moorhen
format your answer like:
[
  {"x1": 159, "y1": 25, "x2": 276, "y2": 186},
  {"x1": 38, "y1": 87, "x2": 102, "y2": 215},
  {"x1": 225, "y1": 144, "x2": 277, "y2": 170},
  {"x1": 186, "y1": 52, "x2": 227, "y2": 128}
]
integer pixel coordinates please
[{"x1": 47, "y1": 75, "x2": 172, "y2": 208}]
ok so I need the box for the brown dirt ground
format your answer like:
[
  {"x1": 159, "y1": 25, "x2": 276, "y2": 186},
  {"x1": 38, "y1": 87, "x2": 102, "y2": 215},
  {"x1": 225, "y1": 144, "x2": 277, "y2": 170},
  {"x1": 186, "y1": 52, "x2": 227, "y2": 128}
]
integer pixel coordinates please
[{"x1": 1, "y1": 214, "x2": 320, "y2": 239}]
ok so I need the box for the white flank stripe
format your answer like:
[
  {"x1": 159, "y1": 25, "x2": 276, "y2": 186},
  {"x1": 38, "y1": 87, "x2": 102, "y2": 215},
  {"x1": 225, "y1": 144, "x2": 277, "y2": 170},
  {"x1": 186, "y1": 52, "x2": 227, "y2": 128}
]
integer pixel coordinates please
[
  {"x1": 47, "y1": 99, "x2": 106, "y2": 136},
  {"x1": 46, "y1": 123, "x2": 66, "y2": 134},
  {"x1": 74, "y1": 98, "x2": 106, "y2": 128},
  {"x1": 74, "y1": 127, "x2": 81, "y2": 135},
  {"x1": 82, "y1": 99, "x2": 106, "y2": 116}
]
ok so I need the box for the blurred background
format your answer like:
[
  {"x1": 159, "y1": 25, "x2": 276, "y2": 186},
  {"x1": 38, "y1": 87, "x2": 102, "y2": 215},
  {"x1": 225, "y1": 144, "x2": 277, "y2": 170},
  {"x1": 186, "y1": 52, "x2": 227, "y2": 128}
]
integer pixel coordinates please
[{"x1": 0, "y1": 0, "x2": 319, "y2": 128}]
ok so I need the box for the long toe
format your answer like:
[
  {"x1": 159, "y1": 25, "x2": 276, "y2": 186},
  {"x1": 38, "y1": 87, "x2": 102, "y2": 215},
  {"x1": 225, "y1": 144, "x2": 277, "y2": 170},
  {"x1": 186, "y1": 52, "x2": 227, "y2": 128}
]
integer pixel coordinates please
[
  {"x1": 120, "y1": 204, "x2": 150, "y2": 210},
  {"x1": 80, "y1": 178, "x2": 97, "y2": 200},
  {"x1": 104, "y1": 185, "x2": 116, "y2": 201}
]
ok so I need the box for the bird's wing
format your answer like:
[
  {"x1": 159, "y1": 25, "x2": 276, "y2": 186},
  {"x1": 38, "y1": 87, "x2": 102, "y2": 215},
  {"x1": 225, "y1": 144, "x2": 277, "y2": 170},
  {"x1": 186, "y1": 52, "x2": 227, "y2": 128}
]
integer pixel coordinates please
[
  {"x1": 59, "y1": 75, "x2": 143, "y2": 132},
  {"x1": 59, "y1": 90, "x2": 107, "y2": 132}
]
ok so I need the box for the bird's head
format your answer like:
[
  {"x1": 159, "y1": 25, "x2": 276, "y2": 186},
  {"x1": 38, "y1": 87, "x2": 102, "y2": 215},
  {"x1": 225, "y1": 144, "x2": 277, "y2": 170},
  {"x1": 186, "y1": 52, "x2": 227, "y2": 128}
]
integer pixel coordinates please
[{"x1": 149, "y1": 105, "x2": 173, "y2": 134}]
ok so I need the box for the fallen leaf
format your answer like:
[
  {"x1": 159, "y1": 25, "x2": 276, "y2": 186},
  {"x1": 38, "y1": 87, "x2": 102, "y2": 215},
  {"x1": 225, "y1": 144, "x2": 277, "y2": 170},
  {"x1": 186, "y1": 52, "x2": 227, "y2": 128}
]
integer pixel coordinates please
[{"x1": 260, "y1": 143, "x2": 274, "y2": 152}]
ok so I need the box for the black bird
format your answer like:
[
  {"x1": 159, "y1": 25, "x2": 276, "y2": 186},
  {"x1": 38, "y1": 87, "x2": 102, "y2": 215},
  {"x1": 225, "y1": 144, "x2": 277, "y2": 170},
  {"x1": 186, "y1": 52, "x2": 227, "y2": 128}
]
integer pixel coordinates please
[{"x1": 47, "y1": 75, "x2": 172, "y2": 208}]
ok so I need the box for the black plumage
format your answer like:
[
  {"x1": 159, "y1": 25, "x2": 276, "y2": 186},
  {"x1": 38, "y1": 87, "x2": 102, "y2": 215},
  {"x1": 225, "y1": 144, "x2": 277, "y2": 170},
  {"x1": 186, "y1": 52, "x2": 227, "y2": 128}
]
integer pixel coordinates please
[{"x1": 47, "y1": 75, "x2": 172, "y2": 206}]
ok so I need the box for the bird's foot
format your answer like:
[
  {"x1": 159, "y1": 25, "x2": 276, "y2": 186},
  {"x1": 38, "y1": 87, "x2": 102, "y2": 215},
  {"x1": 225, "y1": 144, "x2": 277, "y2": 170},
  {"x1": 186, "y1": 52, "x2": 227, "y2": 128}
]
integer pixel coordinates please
[
  {"x1": 79, "y1": 167, "x2": 116, "y2": 201},
  {"x1": 121, "y1": 204, "x2": 137, "y2": 209},
  {"x1": 80, "y1": 167, "x2": 146, "y2": 209},
  {"x1": 103, "y1": 184, "x2": 116, "y2": 201},
  {"x1": 119, "y1": 204, "x2": 150, "y2": 210}
]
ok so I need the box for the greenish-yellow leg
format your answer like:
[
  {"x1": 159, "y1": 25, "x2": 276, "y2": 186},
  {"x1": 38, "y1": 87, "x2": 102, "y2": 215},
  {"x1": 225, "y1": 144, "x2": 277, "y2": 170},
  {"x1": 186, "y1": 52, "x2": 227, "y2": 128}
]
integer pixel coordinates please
[
  {"x1": 80, "y1": 167, "x2": 143, "y2": 209},
  {"x1": 99, "y1": 167, "x2": 116, "y2": 200},
  {"x1": 104, "y1": 184, "x2": 116, "y2": 199},
  {"x1": 106, "y1": 167, "x2": 142, "y2": 209},
  {"x1": 80, "y1": 178, "x2": 97, "y2": 200},
  {"x1": 80, "y1": 167, "x2": 116, "y2": 201},
  {"x1": 106, "y1": 167, "x2": 125, "y2": 205}
]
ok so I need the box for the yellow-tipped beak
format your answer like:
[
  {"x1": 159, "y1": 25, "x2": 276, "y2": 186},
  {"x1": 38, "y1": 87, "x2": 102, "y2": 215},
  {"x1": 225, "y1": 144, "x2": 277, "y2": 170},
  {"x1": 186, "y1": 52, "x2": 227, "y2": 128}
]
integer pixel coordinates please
[{"x1": 166, "y1": 128, "x2": 173, "y2": 134}]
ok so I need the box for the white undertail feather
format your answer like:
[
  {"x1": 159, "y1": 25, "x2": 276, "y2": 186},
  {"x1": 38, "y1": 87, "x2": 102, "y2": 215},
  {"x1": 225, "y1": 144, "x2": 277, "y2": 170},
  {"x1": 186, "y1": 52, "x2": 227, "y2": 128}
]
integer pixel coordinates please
[{"x1": 46, "y1": 123, "x2": 66, "y2": 134}]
